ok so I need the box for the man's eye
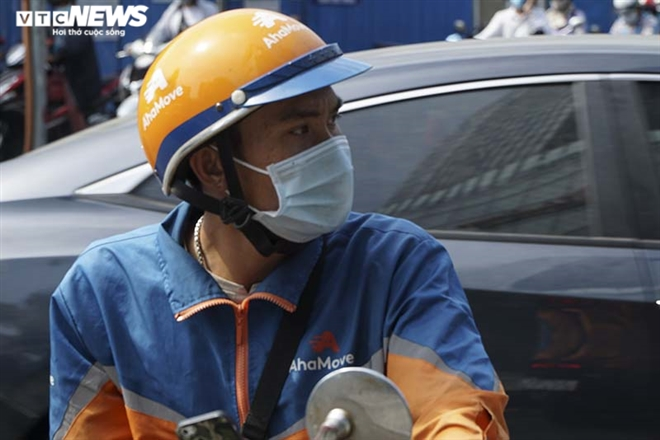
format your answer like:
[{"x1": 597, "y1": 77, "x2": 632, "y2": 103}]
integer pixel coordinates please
[{"x1": 291, "y1": 125, "x2": 309, "y2": 135}]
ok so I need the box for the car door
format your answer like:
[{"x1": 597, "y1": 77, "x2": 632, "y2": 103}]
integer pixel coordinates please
[
  {"x1": 632, "y1": 80, "x2": 660, "y2": 304},
  {"x1": 340, "y1": 74, "x2": 660, "y2": 439}
]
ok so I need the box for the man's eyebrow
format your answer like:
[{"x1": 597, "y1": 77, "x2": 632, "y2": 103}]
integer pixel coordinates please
[{"x1": 278, "y1": 96, "x2": 344, "y2": 122}]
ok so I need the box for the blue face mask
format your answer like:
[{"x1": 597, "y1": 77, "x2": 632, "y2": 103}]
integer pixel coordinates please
[
  {"x1": 233, "y1": 135, "x2": 354, "y2": 243},
  {"x1": 510, "y1": 0, "x2": 526, "y2": 9}
]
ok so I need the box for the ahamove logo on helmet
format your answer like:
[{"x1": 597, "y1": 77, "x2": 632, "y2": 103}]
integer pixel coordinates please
[
  {"x1": 142, "y1": 68, "x2": 184, "y2": 131},
  {"x1": 252, "y1": 11, "x2": 306, "y2": 49}
]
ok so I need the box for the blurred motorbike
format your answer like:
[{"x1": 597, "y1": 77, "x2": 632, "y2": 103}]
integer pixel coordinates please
[
  {"x1": 0, "y1": 43, "x2": 119, "y2": 162},
  {"x1": 115, "y1": 39, "x2": 166, "y2": 117},
  {"x1": 445, "y1": 15, "x2": 586, "y2": 42}
]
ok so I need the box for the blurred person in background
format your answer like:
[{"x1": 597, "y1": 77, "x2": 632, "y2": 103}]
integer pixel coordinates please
[
  {"x1": 146, "y1": 0, "x2": 219, "y2": 46},
  {"x1": 610, "y1": 0, "x2": 660, "y2": 34},
  {"x1": 48, "y1": 0, "x2": 102, "y2": 122},
  {"x1": 474, "y1": 0, "x2": 555, "y2": 39},
  {"x1": 546, "y1": 0, "x2": 588, "y2": 34},
  {"x1": 640, "y1": 0, "x2": 660, "y2": 16}
]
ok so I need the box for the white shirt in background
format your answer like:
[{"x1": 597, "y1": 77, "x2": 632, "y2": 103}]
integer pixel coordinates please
[{"x1": 475, "y1": 6, "x2": 556, "y2": 39}]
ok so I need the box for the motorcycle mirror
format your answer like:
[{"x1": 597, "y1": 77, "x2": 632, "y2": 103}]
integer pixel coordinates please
[{"x1": 305, "y1": 367, "x2": 412, "y2": 440}]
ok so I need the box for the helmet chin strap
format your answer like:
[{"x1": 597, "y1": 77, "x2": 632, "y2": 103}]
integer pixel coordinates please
[{"x1": 171, "y1": 149, "x2": 303, "y2": 257}]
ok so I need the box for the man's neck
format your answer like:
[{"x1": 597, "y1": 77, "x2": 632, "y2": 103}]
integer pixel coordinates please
[{"x1": 192, "y1": 213, "x2": 285, "y2": 288}]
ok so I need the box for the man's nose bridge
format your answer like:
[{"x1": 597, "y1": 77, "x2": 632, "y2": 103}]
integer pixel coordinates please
[
  {"x1": 311, "y1": 119, "x2": 339, "y2": 146},
  {"x1": 314, "y1": 130, "x2": 333, "y2": 146}
]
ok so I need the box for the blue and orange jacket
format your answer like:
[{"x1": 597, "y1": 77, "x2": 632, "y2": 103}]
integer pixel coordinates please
[{"x1": 49, "y1": 203, "x2": 509, "y2": 439}]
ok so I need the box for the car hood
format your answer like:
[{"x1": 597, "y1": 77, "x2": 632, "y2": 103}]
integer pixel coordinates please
[
  {"x1": 0, "y1": 116, "x2": 145, "y2": 202},
  {"x1": 0, "y1": 196, "x2": 167, "y2": 260}
]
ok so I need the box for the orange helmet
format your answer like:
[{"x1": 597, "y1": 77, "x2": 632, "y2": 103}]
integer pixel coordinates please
[{"x1": 137, "y1": 8, "x2": 370, "y2": 196}]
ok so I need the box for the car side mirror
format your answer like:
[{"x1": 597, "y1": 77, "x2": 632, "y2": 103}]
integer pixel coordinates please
[{"x1": 305, "y1": 367, "x2": 413, "y2": 440}]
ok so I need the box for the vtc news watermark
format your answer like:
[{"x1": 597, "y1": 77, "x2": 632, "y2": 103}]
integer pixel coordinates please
[{"x1": 16, "y1": 5, "x2": 149, "y2": 38}]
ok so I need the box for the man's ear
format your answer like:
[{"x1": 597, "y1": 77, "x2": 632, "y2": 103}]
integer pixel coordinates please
[{"x1": 188, "y1": 146, "x2": 226, "y2": 196}]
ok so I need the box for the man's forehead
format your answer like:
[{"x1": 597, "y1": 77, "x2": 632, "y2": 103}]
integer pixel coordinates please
[
  {"x1": 237, "y1": 87, "x2": 342, "y2": 130},
  {"x1": 270, "y1": 87, "x2": 341, "y2": 115}
]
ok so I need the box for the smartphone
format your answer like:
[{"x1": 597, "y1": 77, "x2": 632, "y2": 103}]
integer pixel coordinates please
[{"x1": 176, "y1": 410, "x2": 241, "y2": 440}]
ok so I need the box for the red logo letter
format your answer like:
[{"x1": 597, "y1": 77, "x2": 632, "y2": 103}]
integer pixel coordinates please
[{"x1": 310, "y1": 331, "x2": 340, "y2": 354}]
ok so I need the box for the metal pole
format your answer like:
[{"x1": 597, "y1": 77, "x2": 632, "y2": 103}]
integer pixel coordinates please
[
  {"x1": 21, "y1": 0, "x2": 33, "y2": 154},
  {"x1": 31, "y1": 0, "x2": 48, "y2": 148},
  {"x1": 22, "y1": 0, "x2": 48, "y2": 153}
]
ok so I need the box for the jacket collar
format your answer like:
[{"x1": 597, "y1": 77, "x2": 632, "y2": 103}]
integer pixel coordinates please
[{"x1": 157, "y1": 203, "x2": 322, "y2": 316}]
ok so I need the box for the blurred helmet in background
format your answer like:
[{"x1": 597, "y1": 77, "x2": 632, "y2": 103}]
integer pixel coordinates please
[{"x1": 613, "y1": 0, "x2": 639, "y2": 10}]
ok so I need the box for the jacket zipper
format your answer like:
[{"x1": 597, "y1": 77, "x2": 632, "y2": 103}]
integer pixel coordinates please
[
  {"x1": 174, "y1": 293, "x2": 297, "y2": 426},
  {"x1": 235, "y1": 302, "x2": 250, "y2": 425},
  {"x1": 174, "y1": 293, "x2": 296, "y2": 322},
  {"x1": 174, "y1": 298, "x2": 233, "y2": 322}
]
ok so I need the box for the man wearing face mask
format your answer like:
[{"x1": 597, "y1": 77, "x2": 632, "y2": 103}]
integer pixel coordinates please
[
  {"x1": 145, "y1": 0, "x2": 219, "y2": 46},
  {"x1": 49, "y1": 9, "x2": 509, "y2": 440},
  {"x1": 610, "y1": 0, "x2": 659, "y2": 35},
  {"x1": 474, "y1": 0, "x2": 555, "y2": 39},
  {"x1": 546, "y1": 0, "x2": 588, "y2": 34}
]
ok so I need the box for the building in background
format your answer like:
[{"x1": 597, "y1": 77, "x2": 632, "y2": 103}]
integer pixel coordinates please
[{"x1": 378, "y1": 84, "x2": 588, "y2": 236}]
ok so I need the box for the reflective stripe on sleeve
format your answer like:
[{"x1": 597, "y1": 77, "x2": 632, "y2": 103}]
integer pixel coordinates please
[
  {"x1": 53, "y1": 363, "x2": 109, "y2": 440},
  {"x1": 103, "y1": 365, "x2": 184, "y2": 424},
  {"x1": 388, "y1": 334, "x2": 480, "y2": 390},
  {"x1": 122, "y1": 387, "x2": 185, "y2": 423}
]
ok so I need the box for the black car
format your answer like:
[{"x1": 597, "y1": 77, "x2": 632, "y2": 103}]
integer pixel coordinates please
[{"x1": 1, "y1": 35, "x2": 659, "y2": 439}]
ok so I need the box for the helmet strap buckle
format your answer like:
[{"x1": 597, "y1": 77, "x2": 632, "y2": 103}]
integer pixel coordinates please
[
  {"x1": 171, "y1": 180, "x2": 301, "y2": 257},
  {"x1": 218, "y1": 196, "x2": 252, "y2": 228}
]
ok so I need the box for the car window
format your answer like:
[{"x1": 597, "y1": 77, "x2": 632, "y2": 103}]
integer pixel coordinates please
[
  {"x1": 639, "y1": 82, "x2": 660, "y2": 186},
  {"x1": 343, "y1": 84, "x2": 593, "y2": 237}
]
